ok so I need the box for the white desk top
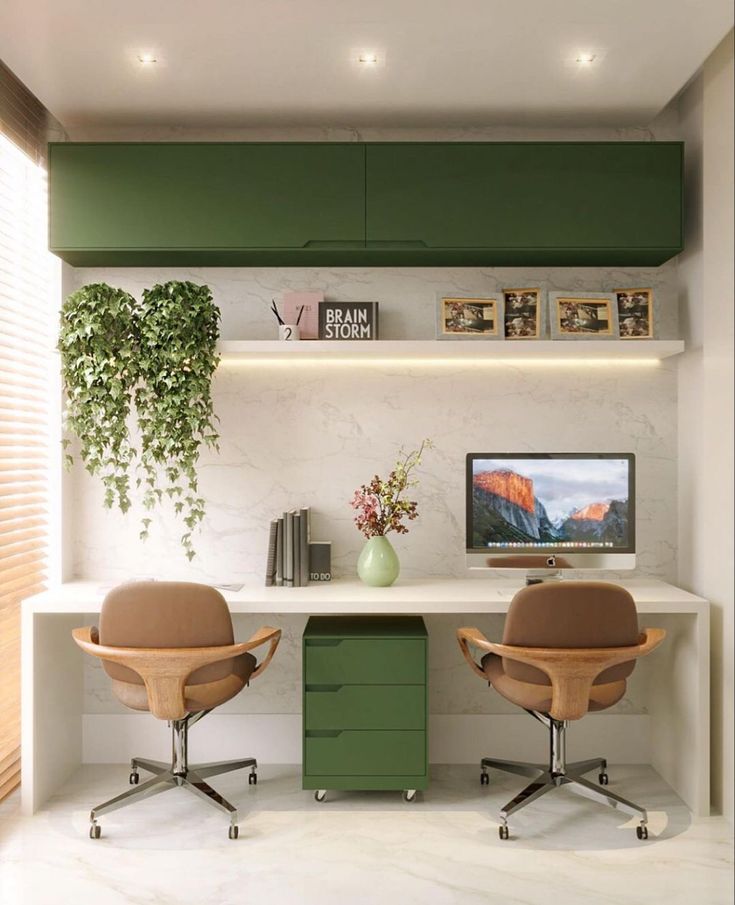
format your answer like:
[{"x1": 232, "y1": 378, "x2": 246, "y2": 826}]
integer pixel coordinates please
[{"x1": 25, "y1": 577, "x2": 708, "y2": 615}]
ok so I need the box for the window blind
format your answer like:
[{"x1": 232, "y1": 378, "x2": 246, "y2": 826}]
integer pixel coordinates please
[{"x1": 0, "y1": 129, "x2": 58, "y2": 801}]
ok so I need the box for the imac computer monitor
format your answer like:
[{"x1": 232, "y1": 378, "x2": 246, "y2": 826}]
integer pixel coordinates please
[{"x1": 467, "y1": 453, "x2": 635, "y2": 571}]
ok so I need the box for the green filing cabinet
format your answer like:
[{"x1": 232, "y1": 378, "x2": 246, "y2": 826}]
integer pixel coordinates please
[{"x1": 303, "y1": 616, "x2": 428, "y2": 801}]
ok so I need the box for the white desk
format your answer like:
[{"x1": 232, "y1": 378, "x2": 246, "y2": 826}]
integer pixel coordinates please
[{"x1": 22, "y1": 577, "x2": 709, "y2": 816}]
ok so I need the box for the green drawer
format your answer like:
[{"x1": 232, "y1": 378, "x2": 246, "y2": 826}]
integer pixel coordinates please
[
  {"x1": 304, "y1": 730, "x2": 425, "y2": 776},
  {"x1": 305, "y1": 685, "x2": 425, "y2": 730},
  {"x1": 304, "y1": 639, "x2": 425, "y2": 685}
]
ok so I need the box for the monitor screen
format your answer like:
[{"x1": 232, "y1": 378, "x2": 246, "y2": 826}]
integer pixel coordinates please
[{"x1": 466, "y1": 453, "x2": 635, "y2": 559}]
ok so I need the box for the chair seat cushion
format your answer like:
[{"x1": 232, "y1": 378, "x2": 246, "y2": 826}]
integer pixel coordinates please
[
  {"x1": 111, "y1": 652, "x2": 257, "y2": 714},
  {"x1": 481, "y1": 653, "x2": 626, "y2": 714}
]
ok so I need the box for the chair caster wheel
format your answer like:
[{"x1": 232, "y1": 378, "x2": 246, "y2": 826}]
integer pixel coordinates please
[
  {"x1": 480, "y1": 771, "x2": 489, "y2": 786},
  {"x1": 636, "y1": 824, "x2": 648, "y2": 840},
  {"x1": 314, "y1": 790, "x2": 326, "y2": 802},
  {"x1": 498, "y1": 824, "x2": 509, "y2": 841},
  {"x1": 228, "y1": 825, "x2": 239, "y2": 840},
  {"x1": 89, "y1": 823, "x2": 101, "y2": 839},
  {"x1": 598, "y1": 772, "x2": 609, "y2": 786},
  {"x1": 248, "y1": 771, "x2": 257, "y2": 785},
  {"x1": 129, "y1": 771, "x2": 139, "y2": 785},
  {"x1": 402, "y1": 789, "x2": 417, "y2": 802}
]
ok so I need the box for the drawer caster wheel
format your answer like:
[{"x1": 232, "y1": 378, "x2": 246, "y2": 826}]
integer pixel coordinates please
[
  {"x1": 480, "y1": 771, "x2": 489, "y2": 786},
  {"x1": 248, "y1": 771, "x2": 257, "y2": 785},
  {"x1": 636, "y1": 823, "x2": 648, "y2": 840},
  {"x1": 89, "y1": 823, "x2": 101, "y2": 840},
  {"x1": 228, "y1": 825, "x2": 239, "y2": 840},
  {"x1": 129, "y1": 771, "x2": 139, "y2": 785},
  {"x1": 498, "y1": 823, "x2": 509, "y2": 841},
  {"x1": 402, "y1": 789, "x2": 417, "y2": 802},
  {"x1": 598, "y1": 772, "x2": 609, "y2": 786},
  {"x1": 314, "y1": 790, "x2": 326, "y2": 802}
]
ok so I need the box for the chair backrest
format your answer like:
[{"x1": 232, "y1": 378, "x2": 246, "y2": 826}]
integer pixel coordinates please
[
  {"x1": 502, "y1": 581, "x2": 639, "y2": 686},
  {"x1": 99, "y1": 581, "x2": 234, "y2": 686}
]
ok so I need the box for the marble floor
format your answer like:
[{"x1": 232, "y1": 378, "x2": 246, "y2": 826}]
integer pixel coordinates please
[{"x1": 0, "y1": 764, "x2": 732, "y2": 905}]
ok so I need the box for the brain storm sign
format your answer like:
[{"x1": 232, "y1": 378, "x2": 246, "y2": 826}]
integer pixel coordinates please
[{"x1": 318, "y1": 302, "x2": 379, "y2": 340}]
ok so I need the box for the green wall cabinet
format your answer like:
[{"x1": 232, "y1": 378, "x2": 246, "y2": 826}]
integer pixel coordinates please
[
  {"x1": 303, "y1": 616, "x2": 428, "y2": 797},
  {"x1": 48, "y1": 142, "x2": 366, "y2": 266},
  {"x1": 365, "y1": 142, "x2": 684, "y2": 266},
  {"x1": 48, "y1": 141, "x2": 683, "y2": 267}
]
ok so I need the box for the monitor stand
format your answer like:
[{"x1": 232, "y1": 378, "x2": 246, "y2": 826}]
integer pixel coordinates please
[{"x1": 524, "y1": 569, "x2": 563, "y2": 586}]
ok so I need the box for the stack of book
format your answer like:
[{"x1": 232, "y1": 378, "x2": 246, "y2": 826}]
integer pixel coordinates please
[{"x1": 265, "y1": 507, "x2": 311, "y2": 587}]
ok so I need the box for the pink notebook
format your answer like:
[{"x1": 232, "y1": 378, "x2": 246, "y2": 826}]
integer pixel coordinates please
[{"x1": 282, "y1": 291, "x2": 324, "y2": 340}]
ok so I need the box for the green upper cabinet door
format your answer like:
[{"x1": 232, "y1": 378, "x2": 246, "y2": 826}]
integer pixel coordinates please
[
  {"x1": 365, "y1": 142, "x2": 683, "y2": 265},
  {"x1": 49, "y1": 142, "x2": 365, "y2": 264}
]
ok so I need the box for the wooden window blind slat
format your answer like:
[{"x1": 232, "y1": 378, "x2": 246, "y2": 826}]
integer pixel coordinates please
[
  {"x1": 0, "y1": 538, "x2": 45, "y2": 561},
  {"x1": 0, "y1": 549, "x2": 45, "y2": 571}
]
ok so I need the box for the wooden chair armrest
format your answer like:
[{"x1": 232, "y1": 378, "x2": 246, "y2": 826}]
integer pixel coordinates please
[
  {"x1": 636, "y1": 627, "x2": 667, "y2": 655},
  {"x1": 457, "y1": 625, "x2": 667, "y2": 721},
  {"x1": 71, "y1": 624, "x2": 283, "y2": 720},
  {"x1": 244, "y1": 626, "x2": 281, "y2": 679},
  {"x1": 457, "y1": 627, "x2": 498, "y2": 680}
]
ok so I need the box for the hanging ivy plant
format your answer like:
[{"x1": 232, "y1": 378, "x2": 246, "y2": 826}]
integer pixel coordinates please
[
  {"x1": 134, "y1": 281, "x2": 221, "y2": 560},
  {"x1": 58, "y1": 283, "x2": 138, "y2": 512},
  {"x1": 58, "y1": 279, "x2": 221, "y2": 560}
]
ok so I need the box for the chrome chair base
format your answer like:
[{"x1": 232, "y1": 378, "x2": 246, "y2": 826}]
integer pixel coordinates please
[
  {"x1": 88, "y1": 711, "x2": 256, "y2": 840},
  {"x1": 481, "y1": 710, "x2": 649, "y2": 840}
]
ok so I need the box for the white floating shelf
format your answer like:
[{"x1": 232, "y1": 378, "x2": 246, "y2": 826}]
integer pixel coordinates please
[{"x1": 218, "y1": 339, "x2": 684, "y2": 363}]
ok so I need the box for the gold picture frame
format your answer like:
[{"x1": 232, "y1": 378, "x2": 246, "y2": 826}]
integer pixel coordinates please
[
  {"x1": 437, "y1": 296, "x2": 503, "y2": 339},
  {"x1": 615, "y1": 289, "x2": 654, "y2": 339},
  {"x1": 549, "y1": 293, "x2": 619, "y2": 340}
]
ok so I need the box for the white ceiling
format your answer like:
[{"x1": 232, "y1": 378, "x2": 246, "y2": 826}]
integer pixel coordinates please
[{"x1": 0, "y1": 0, "x2": 732, "y2": 129}]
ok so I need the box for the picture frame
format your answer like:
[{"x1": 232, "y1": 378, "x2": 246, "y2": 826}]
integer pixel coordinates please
[
  {"x1": 549, "y1": 292, "x2": 619, "y2": 340},
  {"x1": 615, "y1": 288, "x2": 654, "y2": 339},
  {"x1": 502, "y1": 288, "x2": 546, "y2": 339},
  {"x1": 436, "y1": 296, "x2": 504, "y2": 340}
]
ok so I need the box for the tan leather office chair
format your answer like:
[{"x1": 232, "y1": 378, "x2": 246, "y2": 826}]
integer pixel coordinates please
[
  {"x1": 73, "y1": 581, "x2": 281, "y2": 840},
  {"x1": 457, "y1": 581, "x2": 665, "y2": 840}
]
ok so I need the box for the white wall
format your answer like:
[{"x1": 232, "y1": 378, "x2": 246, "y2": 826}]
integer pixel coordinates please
[
  {"x1": 67, "y1": 264, "x2": 679, "y2": 586},
  {"x1": 677, "y1": 31, "x2": 734, "y2": 823}
]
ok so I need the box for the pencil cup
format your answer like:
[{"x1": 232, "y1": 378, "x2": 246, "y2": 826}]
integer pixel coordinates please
[{"x1": 278, "y1": 324, "x2": 300, "y2": 341}]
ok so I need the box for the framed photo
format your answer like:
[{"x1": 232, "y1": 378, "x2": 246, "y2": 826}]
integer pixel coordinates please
[
  {"x1": 437, "y1": 297, "x2": 504, "y2": 340},
  {"x1": 615, "y1": 289, "x2": 654, "y2": 339},
  {"x1": 503, "y1": 288, "x2": 545, "y2": 339},
  {"x1": 549, "y1": 292, "x2": 619, "y2": 340}
]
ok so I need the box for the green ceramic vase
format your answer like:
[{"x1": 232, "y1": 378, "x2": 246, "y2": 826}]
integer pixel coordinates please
[{"x1": 357, "y1": 535, "x2": 400, "y2": 587}]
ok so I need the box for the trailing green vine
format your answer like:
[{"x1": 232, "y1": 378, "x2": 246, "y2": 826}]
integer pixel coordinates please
[
  {"x1": 58, "y1": 280, "x2": 221, "y2": 560},
  {"x1": 134, "y1": 281, "x2": 221, "y2": 560},
  {"x1": 58, "y1": 283, "x2": 138, "y2": 512}
]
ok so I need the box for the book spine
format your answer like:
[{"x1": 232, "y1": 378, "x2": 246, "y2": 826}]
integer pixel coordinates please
[
  {"x1": 265, "y1": 519, "x2": 278, "y2": 586},
  {"x1": 275, "y1": 518, "x2": 284, "y2": 586},
  {"x1": 284, "y1": 511, "x2": 294, "y2": 587},
  {"x1": 299, "y1": 507, "x2": 310, "y2": 585},
  {"x1": 293, "y1": 512, "x2": 301, "y2": 587}
]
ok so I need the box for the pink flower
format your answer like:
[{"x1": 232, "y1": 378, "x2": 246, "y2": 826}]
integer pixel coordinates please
[{"x1": 349, "y1": 440, "x2": 432, "y2": 539}]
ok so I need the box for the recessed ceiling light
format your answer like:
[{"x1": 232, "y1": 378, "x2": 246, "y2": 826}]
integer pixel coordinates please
[
  {"x1": 137, "y1": 52, "x2": 158, "y2": 65},
  {"x1": 358, "y1": 52, "x2": 378, "y2": 65},
  {"x1": 576, "y1": 53, "x2": 596, "y2": 64}
]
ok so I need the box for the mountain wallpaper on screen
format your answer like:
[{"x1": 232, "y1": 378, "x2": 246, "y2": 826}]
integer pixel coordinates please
[{"x1": 472, "y1": 469, "x2": 629, "y2": 546}]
